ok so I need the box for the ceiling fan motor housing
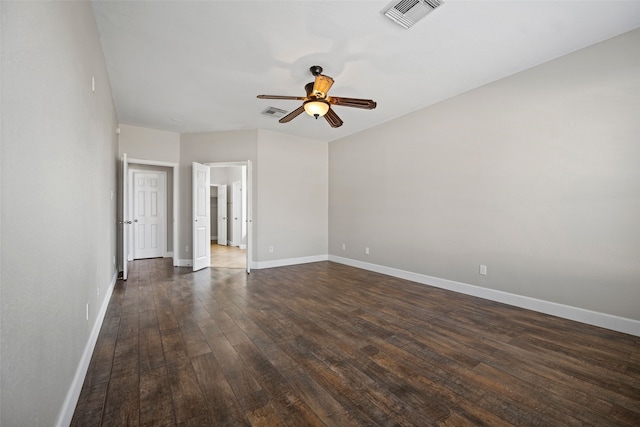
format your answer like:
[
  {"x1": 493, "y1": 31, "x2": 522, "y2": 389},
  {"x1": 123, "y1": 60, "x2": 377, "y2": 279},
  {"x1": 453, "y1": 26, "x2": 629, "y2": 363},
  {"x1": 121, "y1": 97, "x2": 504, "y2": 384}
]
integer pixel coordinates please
[{"x1": 310, "y1": 65, "x2": 323, "y2": 76}]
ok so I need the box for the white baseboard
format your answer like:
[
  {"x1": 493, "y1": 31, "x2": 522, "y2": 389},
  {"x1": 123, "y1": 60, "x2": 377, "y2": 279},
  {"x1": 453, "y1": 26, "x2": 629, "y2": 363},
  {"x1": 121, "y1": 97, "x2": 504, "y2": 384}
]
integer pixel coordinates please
[
  {"x1": 56, "y1": 270, "x2": 118, "y2": 427},
  {"x1": 239, "y1": 244, "x2": 246, "y2": 250},
  {"x1": 163, "y1": 251, "x2": 173, "y2": 258},
  {"x1": 328, "y1": 255, "x2": 640, "y2": 337},
  {"x1": 176, "y1": 258, "x2": 193, "y2": 267},
  {"x1": 252, "y1": 254, "x2": 328, "y2": 270}
]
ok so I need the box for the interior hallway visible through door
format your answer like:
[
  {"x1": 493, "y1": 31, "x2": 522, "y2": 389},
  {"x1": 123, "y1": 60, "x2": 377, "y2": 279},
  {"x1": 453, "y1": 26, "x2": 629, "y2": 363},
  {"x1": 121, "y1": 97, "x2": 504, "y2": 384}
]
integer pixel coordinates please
[{"x1": 210, "y1": 240, "x2": 246, "y2": 269}]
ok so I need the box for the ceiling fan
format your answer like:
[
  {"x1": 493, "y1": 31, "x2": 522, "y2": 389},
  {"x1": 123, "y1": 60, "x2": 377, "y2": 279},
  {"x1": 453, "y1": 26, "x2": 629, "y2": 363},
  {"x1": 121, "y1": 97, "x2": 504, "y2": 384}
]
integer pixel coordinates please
[{"x1": 257, "y1": 65, "x2": 377, "y2": 128}]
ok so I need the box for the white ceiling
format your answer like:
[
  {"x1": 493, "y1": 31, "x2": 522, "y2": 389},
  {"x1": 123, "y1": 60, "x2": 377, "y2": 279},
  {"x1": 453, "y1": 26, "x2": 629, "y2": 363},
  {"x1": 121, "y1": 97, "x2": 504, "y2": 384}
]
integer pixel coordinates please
[{"x1": 91, "y1": 0, "x2": 640, "y2": 142}]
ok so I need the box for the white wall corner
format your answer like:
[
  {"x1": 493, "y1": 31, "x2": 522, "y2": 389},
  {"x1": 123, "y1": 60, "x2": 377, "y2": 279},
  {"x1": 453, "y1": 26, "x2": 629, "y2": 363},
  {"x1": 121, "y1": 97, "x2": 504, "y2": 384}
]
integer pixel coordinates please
[{"x1": 328, "y1": 255, "x2": 640, "y2": 337}]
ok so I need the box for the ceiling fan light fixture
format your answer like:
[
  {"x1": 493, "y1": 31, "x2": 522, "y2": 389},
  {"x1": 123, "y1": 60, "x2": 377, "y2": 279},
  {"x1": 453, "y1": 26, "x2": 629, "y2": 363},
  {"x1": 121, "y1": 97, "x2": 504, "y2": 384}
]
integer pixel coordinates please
[
  {"x1": 257, "y1": 65, "x2": 376, "y2": 127},
  {"x1": 303, "y1": 100, "x2": 330, "y2": 119}
]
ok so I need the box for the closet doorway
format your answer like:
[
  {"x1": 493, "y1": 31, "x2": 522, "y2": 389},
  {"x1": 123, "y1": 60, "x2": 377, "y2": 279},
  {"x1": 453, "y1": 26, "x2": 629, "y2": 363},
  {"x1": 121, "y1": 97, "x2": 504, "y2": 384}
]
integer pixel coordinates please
[{"x1": 209, "y1": 164, "x2": 247, "y2": 269}]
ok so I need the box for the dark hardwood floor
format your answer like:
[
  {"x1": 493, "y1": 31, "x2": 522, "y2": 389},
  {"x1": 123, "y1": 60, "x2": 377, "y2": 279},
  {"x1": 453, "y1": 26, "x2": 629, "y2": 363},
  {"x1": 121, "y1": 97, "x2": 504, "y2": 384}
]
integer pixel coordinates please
[{"x1": 72, "y1": 258, "x2": 640, "y2": 426}]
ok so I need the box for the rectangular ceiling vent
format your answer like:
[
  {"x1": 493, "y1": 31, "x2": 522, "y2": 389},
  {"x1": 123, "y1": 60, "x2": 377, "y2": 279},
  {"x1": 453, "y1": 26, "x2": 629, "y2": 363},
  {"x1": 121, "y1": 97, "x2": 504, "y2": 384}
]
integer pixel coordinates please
[
  {"x1": 381, "y1": 0, "x2": 443, "y2": 29},
  {"x1": 261, "y1": 106, "x2": 288, "y2": 118}
]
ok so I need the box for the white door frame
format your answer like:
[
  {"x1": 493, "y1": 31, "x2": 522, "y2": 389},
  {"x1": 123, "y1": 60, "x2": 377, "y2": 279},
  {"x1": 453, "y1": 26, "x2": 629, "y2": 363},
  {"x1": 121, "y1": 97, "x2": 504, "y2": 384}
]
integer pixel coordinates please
[
  {"x1": 206, "y1": 161, "x2": 253, "y2": 273},
  {"x1": 120, "y1": 153, "x2": 129, "y2": 280},
  {"x1": 127, "y1": 158, "x2": 179, "y2": 266}
]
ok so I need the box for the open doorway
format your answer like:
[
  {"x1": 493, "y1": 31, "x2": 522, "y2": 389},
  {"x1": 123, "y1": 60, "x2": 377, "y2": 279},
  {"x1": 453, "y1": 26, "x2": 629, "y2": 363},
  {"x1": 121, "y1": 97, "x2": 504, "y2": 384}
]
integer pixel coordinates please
[
  {"x1": 120, "y1": 154, "x2": 179, "y2": 280},
  {"x1": 192, "y1": 160, "x2": 251, "y2": 272}
]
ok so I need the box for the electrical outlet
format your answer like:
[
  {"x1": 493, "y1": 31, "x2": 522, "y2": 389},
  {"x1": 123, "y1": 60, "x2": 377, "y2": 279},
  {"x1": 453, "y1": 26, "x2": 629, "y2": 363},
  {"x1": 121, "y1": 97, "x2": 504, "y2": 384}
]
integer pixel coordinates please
[
  {"x1": 365, "y1": 247, "x2": 370, "y2": 255},
  {"x1": 480, "y1": 265, "x2": 487, "y2": 275},
  {"x1": 97, "y1": 286, "x2": 100, "y2": 298},
  {"x1": 185, "y1": 246, "x2": 189, "y2": 253},
  {"x1": 342, "y1": 243, "x2": 346, "y2": 251},
  {"x1": 268, "y1": 246, "x2": 274, "y2": 253},
  {"x1": 91, "y1": 76, "x2": 95, "y2": 93},
  {"x1": 86, "y1": 303, "x2": 90, "y2": 320}
]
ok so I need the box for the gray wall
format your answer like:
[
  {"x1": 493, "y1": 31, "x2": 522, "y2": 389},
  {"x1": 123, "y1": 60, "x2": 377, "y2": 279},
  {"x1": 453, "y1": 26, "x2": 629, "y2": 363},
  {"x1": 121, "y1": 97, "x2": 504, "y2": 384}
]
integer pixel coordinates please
[
  {"x1": 178, "y1": 129, "x2": 329, "y2": 265},
  {"x1": 329, "y1": 29, "x2": 640, "y2": 321},
  {"x1": 180, "y1": 130, "x2": 259, "y2": 262},
  {"x1": 1, "y1": 1, "x2": 118, "y2": 425},
  {"x1": 118, "y1": 123, "x2": 180, "y2": 162},
  {"x1": 257, "y1": 130, "x2": 328, "y2": 261}
]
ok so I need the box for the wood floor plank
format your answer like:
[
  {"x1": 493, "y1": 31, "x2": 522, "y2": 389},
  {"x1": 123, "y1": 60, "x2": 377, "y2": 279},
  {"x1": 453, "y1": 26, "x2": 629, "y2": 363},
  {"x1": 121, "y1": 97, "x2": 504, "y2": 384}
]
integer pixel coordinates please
[
  {"x1": 166, "y1": 361, "x2": 210, "y2": 424},
  {"x1": 110, "y1": 312, "x2": 140, "y2": 379},
  {"x1": 72, "y1": 259, "x2": 640, "y2": 426},
  {"x1": 191, "y1": 352, "x2": 251, "y2": 427},
  {"x1": 222, "y1": 302, "x2": 361, "y2": 427},
  {"x1": 101, "y1": 373, "x2": 140, "y2": 427},
  {"x1": 139, "y1": 311, "x2": 165, "y2": 372},
  {"x1": 233, "y1": 340, "x2": 327, "y2": 426},
  {"x1": 197, "y1": 317, "x2": 267, "y2": 412},
  {"x1": 140, "y1": 366, "x2": 175, "y2": 426},
  {"x1": 160, "y1": 327, "x2": 190, "y2": 368},
  {"x1": 83, "y1": 316, "x2": 120, "y2": 387},
  {"x1": 179, "y1": 314, "x2": 212, "y2": 358},
  {"x1": 70, "y1": 382, "x2": 108, "y2": 427}
]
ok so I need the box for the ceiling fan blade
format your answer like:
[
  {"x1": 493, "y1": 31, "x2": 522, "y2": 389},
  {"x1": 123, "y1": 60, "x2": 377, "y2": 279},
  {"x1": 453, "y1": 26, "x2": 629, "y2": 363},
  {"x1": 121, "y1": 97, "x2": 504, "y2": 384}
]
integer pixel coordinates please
[
  {"x1": 312, "y1": 75, "x2": 334, "y2": 98},
  {"x1": 279, "y1": 105, "x2": 306, "y2": 123},
  {"x1": 257, "y1": 95, "x2": 307, "y2": 101},
  {"x1": 324, "y1": 107, "x2": 343, "y2": 128},
  {"x1": 328, "y1": 96, "x2": 377, "y2": 110}
]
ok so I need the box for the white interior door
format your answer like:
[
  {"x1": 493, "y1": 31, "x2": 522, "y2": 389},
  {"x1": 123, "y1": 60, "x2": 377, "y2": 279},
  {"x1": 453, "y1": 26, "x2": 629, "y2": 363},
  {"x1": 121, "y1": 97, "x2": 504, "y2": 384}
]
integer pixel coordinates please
[
  {"x1": 232, "y1": 180, "x2": 241, "y2": 247},
  {"x1": 192, "y1": 162, "x2": 210, "y2": 271},
  {"x1": 217, "y1": 185, "x2": 227, "y2": 246},
  {"x1": 121, "y1": 153, "x2": 129, "y2": 280},
  {"x1": 246, "y1": 160, "x2": 252, "y2": 273},
  {"x1": 132, "y1": 171, "x2": 166, "y2": 259}
]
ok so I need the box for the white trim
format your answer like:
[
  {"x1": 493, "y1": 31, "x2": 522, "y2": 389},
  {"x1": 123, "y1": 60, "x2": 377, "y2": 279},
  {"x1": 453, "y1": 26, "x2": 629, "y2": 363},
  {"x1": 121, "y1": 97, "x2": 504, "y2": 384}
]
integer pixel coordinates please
[
  {"x1": 207, "y1": 161, "x2": 247, "y2": 168},
  {"x1": 252, "y1": 254, "x2": 329, "y2": 270},
  {"x1": 328, "y1": 255, "x2": 640, "y2": 337},
  {"x1": 204, "y1": 161, "x2": 252, "y2": 274},
  {"x1": 163, "y1": 251, "x2": 173, "y2": 258},
  {"x1": 127, "y1": 158, "x2": 178, "y2": 168},
  {"x1": 176, "y1": 259, "x2": 193, "y2": 267},
  {"x1": 239, "y1": 244, "x2": 247, "y2": 250},
  {"x1": 56, "y1": 270, "x2": 118, "y2": 427}
]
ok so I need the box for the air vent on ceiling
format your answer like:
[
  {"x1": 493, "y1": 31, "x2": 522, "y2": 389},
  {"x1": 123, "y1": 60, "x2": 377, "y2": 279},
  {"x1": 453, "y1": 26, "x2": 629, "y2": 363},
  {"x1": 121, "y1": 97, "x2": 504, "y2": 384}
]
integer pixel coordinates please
[
  {"x1": 261, "y1": 106, "x2": 288, "y2": 118},
  {"x1": 381, "y1": 0, "x2": 443, "y2": 29}
]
